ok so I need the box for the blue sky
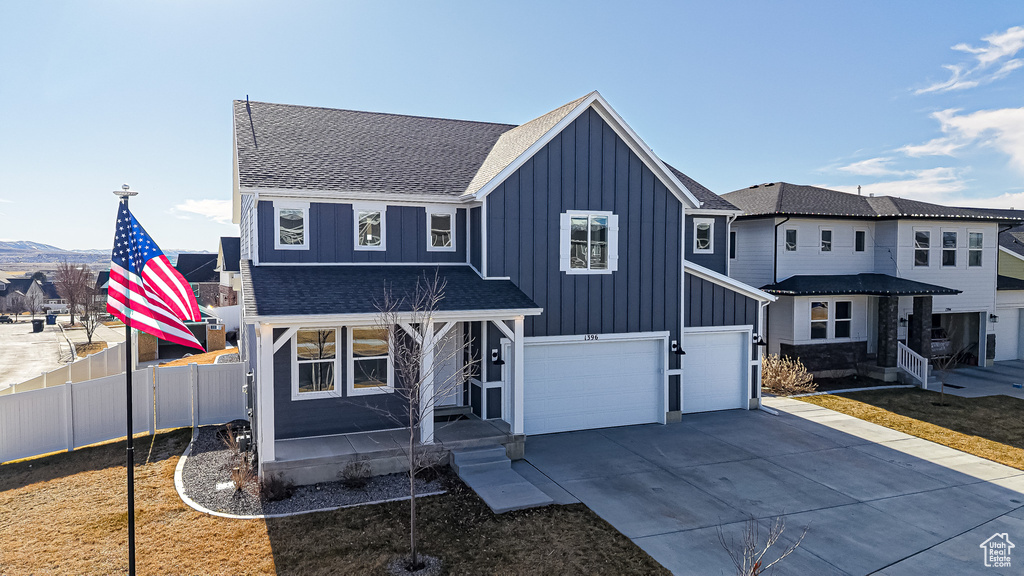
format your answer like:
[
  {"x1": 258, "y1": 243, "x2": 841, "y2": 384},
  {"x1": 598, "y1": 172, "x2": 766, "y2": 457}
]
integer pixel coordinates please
[{"x1": 1, "y1": 1, "x2": 1022, "y2": 251}]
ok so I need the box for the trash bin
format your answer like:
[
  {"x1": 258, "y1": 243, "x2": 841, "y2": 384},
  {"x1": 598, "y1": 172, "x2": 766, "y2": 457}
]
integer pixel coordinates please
[
  {"x1": 45, "y1": 314, "x2": 56, "y2": 325},
  {"x1": 32, "y1": 319, "x2": 45, "y2": 332}
]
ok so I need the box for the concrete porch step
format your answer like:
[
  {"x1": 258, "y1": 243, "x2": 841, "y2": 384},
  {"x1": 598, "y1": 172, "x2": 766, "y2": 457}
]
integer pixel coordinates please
[{"x1": 451, "y1": 445, "x2": 553, "y2": 514}]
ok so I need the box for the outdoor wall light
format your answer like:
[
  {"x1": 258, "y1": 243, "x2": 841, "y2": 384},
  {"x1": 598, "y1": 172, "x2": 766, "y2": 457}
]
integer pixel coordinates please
[
  {"x1": 752, "y1": 334, "x2": 767, "y2": 347},
  {"x1": 670, "y1": 340, "x2": 685, "y2": 355},
  {"x1": 990, "y1": 314, "x2": 999, "y2": 323},
  {"x1": 899, "y1": 317, "x2": 908, "y2": 327},
  {"x1": 491, "y1": 348, "x2": 505, "y2": 365}
]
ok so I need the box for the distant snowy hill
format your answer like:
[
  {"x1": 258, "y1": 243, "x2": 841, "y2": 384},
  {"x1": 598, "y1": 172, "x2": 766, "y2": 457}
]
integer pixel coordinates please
[{"x1": 0, "y1": 240, "x2": 205, "y2": 268}]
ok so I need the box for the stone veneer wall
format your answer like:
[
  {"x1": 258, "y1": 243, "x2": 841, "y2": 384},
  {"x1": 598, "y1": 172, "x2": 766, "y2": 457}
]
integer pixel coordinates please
[{"x1": 779, "y1": 341, "x2": 868, "y2": 374}]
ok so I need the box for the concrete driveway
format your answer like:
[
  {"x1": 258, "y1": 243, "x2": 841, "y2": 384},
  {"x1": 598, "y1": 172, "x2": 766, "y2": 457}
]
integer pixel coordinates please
[
  {"x1": 520, "y1": 397, "x2": 1024, "y2": 575},
  {"x1": 0, "y1": 320, "x2": 67, "y2": 389},
  {"x1": 937, "y1": 359, "x2": 1024, "y2": 400}
]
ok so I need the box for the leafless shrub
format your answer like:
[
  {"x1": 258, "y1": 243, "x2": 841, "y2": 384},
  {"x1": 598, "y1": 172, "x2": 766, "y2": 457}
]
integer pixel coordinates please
[
  {"x1": 339, "y1": 460, "x2": 371, "y2": 490},
  {"x1": 761, "y1": 354, "x2": 816, "y2": 396},
  {"x1": 718, "y1": 515, "x2": 808, "y2": 575},
  {"x1": 259, "y1": 474, "x2": 294, "y2": 502},
  {"x1": 230, "y1": 463, "x2": 256, "y2": 494}
]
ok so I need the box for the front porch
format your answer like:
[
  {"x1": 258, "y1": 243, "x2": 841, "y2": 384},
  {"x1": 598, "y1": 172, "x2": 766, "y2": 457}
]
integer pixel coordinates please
[{"x1": 266, "y1": 416, "x2": 521, "y2": 486}]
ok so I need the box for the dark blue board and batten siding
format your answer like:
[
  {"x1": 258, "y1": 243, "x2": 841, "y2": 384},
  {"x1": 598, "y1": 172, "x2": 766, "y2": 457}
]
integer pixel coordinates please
[
  {"x1": 484, "y1": 107, "x2": 684, "y2": 367},
  {"x1": 257, "y1": 202, "x2": 467, "y2": 264},
  {"x1": 684, "y1": 215, "x2": 729, "y2": 275},
  {"x1": 683, "y1": 273, "x2": 759, "y2": 330},
  {"x1": 272, "y1": 328, "x2": 409, "y2": 439}
]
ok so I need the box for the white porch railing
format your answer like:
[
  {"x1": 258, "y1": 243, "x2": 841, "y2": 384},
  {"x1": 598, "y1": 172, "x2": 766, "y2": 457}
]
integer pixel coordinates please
[{"x1": 897, "y1": 342, "x2": 929, "y2": 388}]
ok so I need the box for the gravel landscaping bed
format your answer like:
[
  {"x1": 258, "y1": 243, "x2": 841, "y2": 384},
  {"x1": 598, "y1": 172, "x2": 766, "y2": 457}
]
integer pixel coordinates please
[
  {"x1": 181, "y1": 425, "x2": 444, "y2": 517},
  {"x1": 214, "y1": 353, "x2": 240, "y2": 364}
]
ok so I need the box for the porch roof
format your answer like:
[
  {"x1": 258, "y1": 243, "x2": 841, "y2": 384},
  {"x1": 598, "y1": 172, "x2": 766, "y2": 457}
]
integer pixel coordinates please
[
  {"x1": 998, "y1": 275, "x2": 1024, "y2": 291},
  {"x1": 241, "y1": 262, "x2": 541, "y2": 317},
  {"x1": 761, "y1": 273, "x2": 962, "y2": 296}
]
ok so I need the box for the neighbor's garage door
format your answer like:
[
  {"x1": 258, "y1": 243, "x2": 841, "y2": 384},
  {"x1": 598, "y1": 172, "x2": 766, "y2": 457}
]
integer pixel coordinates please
[
  {"x1": 994, "y1": 308, "x2": 1022, "y2": 361},
  {"x1": 523, "y1": 337, "x2": 663, "y2": 435},
  {"x1": 682, "y1": 330, "x2": 749, "y2": 413}
]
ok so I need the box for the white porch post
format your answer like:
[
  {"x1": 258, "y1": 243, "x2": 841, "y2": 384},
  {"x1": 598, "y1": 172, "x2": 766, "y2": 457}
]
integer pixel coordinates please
[
  {"x1": 512, "y1": 316, "x2": 525, "y2": 435},
  {"x1": 257, "y1": 323, "x2": 275, "y2": 465},
  {"x1": 420, "y1": 322, "x2": 435, "y2": 445}
]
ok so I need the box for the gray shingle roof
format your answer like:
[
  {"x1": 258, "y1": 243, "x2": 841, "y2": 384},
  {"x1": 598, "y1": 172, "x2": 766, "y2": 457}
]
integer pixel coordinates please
[
  {"x1": 1000, "y1": 224, "x2": 1024, "y2": 258},
  {"x1": 723, "y1": 182, "x2": 1024, "y2": 221},
  {"x1": 234, "y1": 100, "x2": 515, "y2": 196},
  {"x1": 219, "y1": 237, "x2": 240, "y2": 272},
  {"x1": 175, "y1": 253, "x2": 218, "y2": 283},
  {"x1": 664, "y1": 165, "x2": 738, "y2": 211},
  {"x1": 240, "y1": 262, "x2": 540, "y2": 317},
  {"x1": 762, "y1": 273, "x2": 961, "y2": 296}
]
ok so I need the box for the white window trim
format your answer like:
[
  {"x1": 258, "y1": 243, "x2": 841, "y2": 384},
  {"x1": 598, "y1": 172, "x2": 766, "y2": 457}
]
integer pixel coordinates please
[
  {"x1": 809, "y1": 298, "x2": 853, "y2": 341},
  {"x1": 968, "y1": 229, "x2": 984, "y2": 267},
  {"x1": 819, "y1": 227, "x2": 833, "y2": 253},
  {"x1": 784, "y1": 228, "x2": 797, "y2": 252},
  {"x1": 559, "y1": 210, "x2": 618, "y2": 275},
  {"x1": 913, "y1": 228, "x2": 931, "y2": 267},
  {"x1": 941, "y1": 229, "x2": 958, "y2": 268},
  {"x1": 290, "y1": 328, "x2": 341, "y2": 401},
  {"x1": 354, "y1": 203, "x2": 388, "y2": 251},
  {"x1": 426, "y1": 206, "x2": 457, "y2": 253},
  {"x1": 347, "y1": 326, "x2": 395, "y2": 396},
  {"x1": 274, "y1": 201, "x2": 310, "y2": 250},
  {"x1": 854, "y1": 228, "x2": 868, "y2": 253},
  {"x1": 693, "y1": 218, "x2": 715, "y2": 254}
]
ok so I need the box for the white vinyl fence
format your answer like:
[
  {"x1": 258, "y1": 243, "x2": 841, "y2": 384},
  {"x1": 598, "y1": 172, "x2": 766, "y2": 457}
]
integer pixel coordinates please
[
  {"x1": 0, "y1": 341, "x2": 128, "y2": 396},
  {"x1": 0, "y1": 362, "x2": 246, "y2": 463}
]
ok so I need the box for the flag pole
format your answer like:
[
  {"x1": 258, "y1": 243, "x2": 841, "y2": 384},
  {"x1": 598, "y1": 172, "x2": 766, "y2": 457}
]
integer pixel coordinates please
[{"x1": 114, "y1": 183, "x2": 138, "y2": 576}]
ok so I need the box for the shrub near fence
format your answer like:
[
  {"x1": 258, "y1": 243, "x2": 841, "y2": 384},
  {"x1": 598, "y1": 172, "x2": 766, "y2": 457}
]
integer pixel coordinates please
[{"x1": 0, "y1": 362, "x2": 246, "y2": 463}]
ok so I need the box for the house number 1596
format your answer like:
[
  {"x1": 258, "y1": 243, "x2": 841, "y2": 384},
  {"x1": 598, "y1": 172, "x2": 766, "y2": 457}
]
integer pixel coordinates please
[{"x1": 584, "y1": 334, "x2": 599, "y2": 341}]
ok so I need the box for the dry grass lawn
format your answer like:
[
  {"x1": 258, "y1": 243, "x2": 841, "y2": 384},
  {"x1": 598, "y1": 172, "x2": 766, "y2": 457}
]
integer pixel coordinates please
[
  {"x1": 799, "y1": 389, "x2": 1024, "y2": 470},
  {"x1": 0, "y1": 429, "x2": 666, "y2": 575},
  {"x1": 159, "y1": 347, "x2": 239, "y2": 367},
  {"x1": 76, "y1": 341, "x2": 109, "y2": 357}
]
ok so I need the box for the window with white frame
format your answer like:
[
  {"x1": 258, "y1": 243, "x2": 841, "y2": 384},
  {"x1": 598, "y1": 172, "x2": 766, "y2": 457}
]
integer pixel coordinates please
[
  {"x1": 810, "y1": 300, "x2": 852, "y2": 340},
  {"x1": 914, "y1": 230, "x2": 930, "y2": 267},
  {"x1": 942, "y1": 231, "x2": 957, "y2": 267},
  {"x1": 275, "y1": 202, "x2": 309, "y2": 250},
  {"x1": 969, "y1": 231, "x2": 983, "y2": 266},
  {"x1": 354, "y1": 205, "x2": 386, "y2": 250},
  {"x1": 349, "y1": 326, "x2": 393, "y2": 395},
  {"x1": 785, "y1": 228, "x2": 797, "y2": 251},
  {"x1": 693, "y1": 218, "x2": 714, "y2": 253},
  {"x1": 820, "y1": 228, "x2": 832, "y2": 252},
  {"x1": 855, "y1": 229, "x2": 866, "y2": 252},
  {"x1": 810, "y1": 301, "x2": 829, "y2": 339},
  {"x1": 293, "y1": 328, "x2": 338, "y2": 399},
  {"x1": 730, "y1": 230, "x2": 737, "y2": 259},
  {"x1": 559, "y1": 211, "x2": 618, "y2": 273},
  {"x1": 835, "y1": 301, "x2": 852, "y2": 338},
  {"x1": 427, "y1": 209, "x2": 455, "y2": 251}
]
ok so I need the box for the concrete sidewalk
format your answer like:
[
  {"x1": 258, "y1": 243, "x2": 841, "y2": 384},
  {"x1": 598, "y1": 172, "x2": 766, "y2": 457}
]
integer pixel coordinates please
[{"x1": 933, "y1": 360, "x2": 1024, "y2": 399}]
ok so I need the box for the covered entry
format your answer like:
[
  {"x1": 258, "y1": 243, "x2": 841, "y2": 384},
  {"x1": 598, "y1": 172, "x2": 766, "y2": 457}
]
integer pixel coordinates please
[{"x1": 522, "y1": 333, "x2": 666, "y2": 435}]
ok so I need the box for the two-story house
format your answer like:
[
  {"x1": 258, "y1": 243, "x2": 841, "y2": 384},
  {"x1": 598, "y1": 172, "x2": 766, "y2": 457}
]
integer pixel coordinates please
[
  {"x1": 996, "y1": 224, "x2": 1024, "y2": 361},
  {"x1": 724, "y1": 182, "x2": 1023, "y2": 378},
  {"x1": 215, "y1": 236, "x2": 241, "y2": 307},
  {"x1": 232, "y1": 92, "x2": 774, "y2": 483}
]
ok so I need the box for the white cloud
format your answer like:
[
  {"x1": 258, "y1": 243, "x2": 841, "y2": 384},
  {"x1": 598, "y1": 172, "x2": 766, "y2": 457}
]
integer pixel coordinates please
[
  {"x1": 173, "y1": 199, "x2": 232, "y2": 225},
  {"x1": 830, "y1": 167, "x2": 967, "y2": 201},
  {"x1": 0, "y1": 198, "x2": 12, "y2": 203},
  {"x1": 837, "y1": 157, "x2": 901, "y2": 176},
  {"x1": 916, "y1": 26, "x2": 1024, "y2": 94},
  {"x1": 898, "y1": 106, "x2": 1024, "y2": 171}
]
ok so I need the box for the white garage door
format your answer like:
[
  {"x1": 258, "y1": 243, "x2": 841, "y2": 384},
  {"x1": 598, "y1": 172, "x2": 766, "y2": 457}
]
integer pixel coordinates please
[
  {"x1": 523, "y1": 337, "x2": 663, "y2": 435},
  {"x1": 682, "y1": 330, "x2": 749, "y2": 413},
  {"x1": 994, "y1": 309, "x2": 1022, "y2": 361}
]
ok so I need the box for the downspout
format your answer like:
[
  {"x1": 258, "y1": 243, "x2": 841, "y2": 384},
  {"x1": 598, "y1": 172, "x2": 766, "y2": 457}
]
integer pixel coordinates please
[
  {"x1": 726, "y1": 213, "x2": 738, "y2": 276},
  {"x1": 773, "y1": 216, "x2": 790, "y2": 284}
]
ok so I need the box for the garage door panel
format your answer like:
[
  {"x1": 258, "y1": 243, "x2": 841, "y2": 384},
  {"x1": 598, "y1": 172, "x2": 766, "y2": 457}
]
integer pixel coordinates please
[
  {"x1": 524, "y1": 338, "x2": 663, "y2": 435},
  {"x1": 994, "y1": 309, "x2": 1021, "y2": 361},
  {"x1": 683, "y1": 331, "x2": 747, "y2": 414}
]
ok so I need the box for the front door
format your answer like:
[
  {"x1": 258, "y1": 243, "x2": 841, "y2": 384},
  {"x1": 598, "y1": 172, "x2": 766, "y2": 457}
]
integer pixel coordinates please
[{"x1": 434, "y1": 323, "x2": 463, "y2": 407}]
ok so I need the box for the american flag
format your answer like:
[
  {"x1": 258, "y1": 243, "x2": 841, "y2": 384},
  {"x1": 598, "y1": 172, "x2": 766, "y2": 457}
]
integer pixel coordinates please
[{"x1": 107, "y1": 199, "x2": 204, "y2": 350}]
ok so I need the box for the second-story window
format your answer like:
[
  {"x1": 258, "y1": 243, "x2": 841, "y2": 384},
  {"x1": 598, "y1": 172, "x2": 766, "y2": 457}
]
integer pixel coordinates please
[
  {"x1": 942, "y1": 231, "x2": 957, "y2": 267},
  {"x1": 855, "y1": 230, "x2": 866, "y2": 252},
  {"x1": 969, "y1": 232, "x2": 983, "y2": 266},
  {"x1": 820, "y1": 229, "x2": 832, "y2": 252},
  {"x1": 730, "y1": 231, "x2": 737, "y2": 259},
  {"x1": 354, "y1": 204, "x2": 387, "y2": 251},
  {"x1": 914, "y1": 230, "x2": 930, "y2": 267},
  {"x1": 785, "y1": 229, "x2": 797, "y2": 251},
  {"x1": 427, "y1": 208, "x2": 456, "y2": 252},
  {"x1": 693, "y1": 218, "x2": 714, "y2": 253},
  {"x1": 560, "y1": 211, "x2": 618, "y2": 274},
  {"x1": 274, "y1": 202, "x2": 309, "y2": 250}
]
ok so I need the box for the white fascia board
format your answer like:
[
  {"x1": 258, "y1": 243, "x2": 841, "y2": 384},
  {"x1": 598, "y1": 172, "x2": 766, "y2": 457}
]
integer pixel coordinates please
[
  {"x1": 468, "y1": 92, "x2": 702, "y2": 210},
  {"x1": 239, "y1": 186, "x2": 477, "y2": 207},
  {"x1": 242, "y1": 308, "x2": 544, "y2": 326},
  {"x1": 232, "y1": 129, "x2": 242, "y2": 225},
  {"x1": 1000, "y1": 245, "x2": 1024, "y2": 262},
  {"x1": 688, "y1": 208, "x2": 744, "y2": 217},
  {"x1": 684, "y1": 260, "x2": 777, "y2": 302}
]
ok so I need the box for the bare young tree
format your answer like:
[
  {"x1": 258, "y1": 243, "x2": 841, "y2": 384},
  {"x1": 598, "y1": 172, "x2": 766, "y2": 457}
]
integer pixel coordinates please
[
  {"x1": 54, "y1": 260, "x2": 93, "y2": 325},
  {"x1": 80, "y1": 290, "x2": 103, "y2": 344},
  {"x1": 718, "y1": 515, "x2": 808, "y2": 576},
  {"x1": 25, "y1": 286, "x2": 43, "y2": 321},
  {"x1": 8, "y1": 292, "x2": 26, "y2": 321},
  {"x1": 371, "y1": 273, "x2": 479, "y2": 572}
]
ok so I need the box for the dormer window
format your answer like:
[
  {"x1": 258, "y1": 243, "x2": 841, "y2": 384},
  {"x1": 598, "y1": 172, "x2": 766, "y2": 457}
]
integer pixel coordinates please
[
  {"x1": 354, "y1": 204, "x2": 387, "y2": 251},
  {"x1": 274, "y1": 202, "x2": 309, "y2": 250},
  {"x1": 693, "y1": 218, "x2": 714, "y2": 254},
  {"x1": 427, "y1": 208, "x2": 456, "y2": 252}
]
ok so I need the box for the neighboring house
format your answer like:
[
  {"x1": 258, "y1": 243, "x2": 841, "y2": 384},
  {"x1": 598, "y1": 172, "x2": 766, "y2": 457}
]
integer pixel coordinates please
[
  {"x1": 1, "y1": 278, "x2": 45, "y2": 315},
  {"x1": 40, "y1": 282, "x2": 67, "y2": 313},
  {"x1": 174, "y1": 253, "x2": 219, "y2": 307},
  {"x1": 234, "y1": 92, "x2": 773, "y2": 483},
  {"x1": 995, "y1": 225, "x2": 1024, "y2": 361},
  {"x1": 94, "y1": 271, "x2": 110, "y2": 304},
  {"x1": 724, "y1": 182, "x2": 1024, "y2": 376},
  {"x1": 215, "y1": 236, "x2": 241, "y2": 307}
]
